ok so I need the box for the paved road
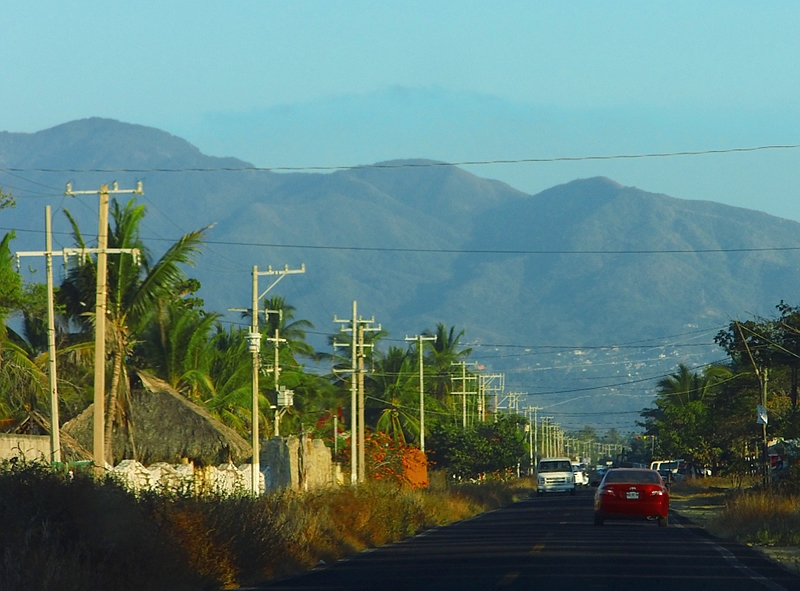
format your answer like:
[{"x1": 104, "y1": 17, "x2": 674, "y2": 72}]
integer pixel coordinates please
[{"x1": 254, "y1": 489, "x2": 800, "y2": 591}]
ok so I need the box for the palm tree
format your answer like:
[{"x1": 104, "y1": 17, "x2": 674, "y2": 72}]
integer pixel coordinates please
[
  {"x1": 655, "y1": 364, "x2": 731, "y2": 407},
  {"x1": 368, "y1": 346, "x2": 420, "y2": 444},
  {"x1": 136, "y1": 302, "x2": 220, "y2": 399},
  {"x1": 58, "y1": 198, "x2": 208, "y2": 463},
  {"x1": 423, "y1": 323, "x2": 472, "y2": 411},
  {"x1": 202, "y1": 324, "x2": 256, "y2": 435}
]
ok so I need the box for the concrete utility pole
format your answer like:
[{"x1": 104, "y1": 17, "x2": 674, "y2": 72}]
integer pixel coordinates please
[
  {"x1": 64, "y1": 182, "x2": 142, "y2": 471},
  {"x1": 335, "y1": 302, "x2": 359, "y2": 485},
  {"x1": 233, "y1": 264, "x2": 305, "y2": 495},
  {"x1": 357, "y1": 319, "x2": 380, "y2": 483},
  {"x1": 358, "y1": 323, "x2": 366, "y2": 483},
  {"x1": 525, "y1": 406, "x2": 540, "y2": 473},
  {"x1": 451, "y1": 361, "x2": 479, "y2": 429},
  {"x1": 335, "y1": 303, "x2": 380, "y2": 484},
  {"x1": 16, "y1": 207, "x2": 62, "y2": 463},
  {"x1": 405, "y1": 334, "x2": 436, "y2": 453},
  {"x1": 265, "y1": 310, "x2": 288, "y2": 437}
]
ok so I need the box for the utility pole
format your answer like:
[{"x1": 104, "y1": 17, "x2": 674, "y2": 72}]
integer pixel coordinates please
[
  {"x1": 736, "y1": 321, "x2": 771, "y2": 486},
  {"x1": 335, "y1": 302, "x2": 359, "y2": 484},
  {"x1": 265, "y1": 310, "x2": 288, "y2": 437},
  {"x1": 762, "y1": 367, "x2": 770, "y2": 485},
  {"x1": 477, "y1": 373, "x2": 503, "y2": 421},
  {"x1": 405, "y1": 334, "x2": 435, "y2": 453},
  {"x1": 63, "y1": 182, "x2": 142, "y2": 471},
  {"x1": 334, "y1": 303, "x2": 379, "y2": 484},
  {"x1": 232, "y1": 264, "x2": 305, "y2": 494},
  {"x1": 358, "y1": 323, "x2": 366, "y2": 484},
  {"x1": 16, "y1": 207, "x2": 63, "y2": 463},
  {"x1": 357, "y1": 318, "x2": 380, "y2": 483},
  {"x1": 525, "y1": 406, "x2": 539, "y2": 469},
  {"x1": 17, "y1": 207, "x2": 141, "y2": 465},
  {"x1": 451, "y1": 361, "x2": 478, "y2": 429}
]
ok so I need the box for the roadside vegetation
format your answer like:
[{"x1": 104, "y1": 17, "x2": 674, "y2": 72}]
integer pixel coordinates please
[
  {"x1": 0, "y1": 459, "x2": 529, "y2": 590},
  {"x1": 6, "y1": 191, "x2": 800, "y2": 582}
]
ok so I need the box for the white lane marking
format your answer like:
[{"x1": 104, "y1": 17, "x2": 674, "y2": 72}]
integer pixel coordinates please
[{"x1": 674, "y1": 520, "x2": 789, "y2": 591}]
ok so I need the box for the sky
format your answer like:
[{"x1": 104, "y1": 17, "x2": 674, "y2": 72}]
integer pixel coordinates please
[{"x1": 2, "y1": 1, "x2": 800, "y2": 221}]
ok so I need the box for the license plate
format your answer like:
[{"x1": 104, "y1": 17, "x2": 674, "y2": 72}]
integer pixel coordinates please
[{"x1": 626, "y1": 491, "x2": 639, "y2": 499}]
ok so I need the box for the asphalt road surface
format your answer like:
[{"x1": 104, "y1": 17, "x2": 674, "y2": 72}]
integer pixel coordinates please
[{"x1": 253, "y1": 488, "x2": 800, "y2": 591}]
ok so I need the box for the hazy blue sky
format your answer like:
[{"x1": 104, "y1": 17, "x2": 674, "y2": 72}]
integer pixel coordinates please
[{"x1": 2, "y1": 2, "x2": 799, "y2": 219}]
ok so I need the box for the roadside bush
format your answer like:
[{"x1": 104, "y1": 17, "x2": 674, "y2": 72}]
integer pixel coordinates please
[
  {"x1": 1, "y1": 460, "x2": 525, "y2": 589},
  {"x1": 0, "y1": 459, "x2": 208, "y2": 591}
]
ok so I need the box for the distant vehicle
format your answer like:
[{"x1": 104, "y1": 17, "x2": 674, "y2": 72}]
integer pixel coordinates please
[
  {"x1": 650, "y1": 459, "x2": 686, "y2": 482},
  {"x1": 571, "y1": 462, "x2": 589, "y2": 486},
  {"x1": 593, "y1": 468, "x2": 669, "y2": 527},
  {"x1": 536, "y1": 457, "x2": 576, "y2": 495}
]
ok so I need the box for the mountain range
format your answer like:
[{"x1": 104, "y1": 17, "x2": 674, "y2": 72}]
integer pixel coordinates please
[{"x1": 3, "y1": 118, "x2": 800, "y2": 429}]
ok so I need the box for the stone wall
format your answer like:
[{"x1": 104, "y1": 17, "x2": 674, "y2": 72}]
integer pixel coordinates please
[
  {"x1": 111, "y1": 459, "x2": 265, "y2": 496},
  {"x1": 261, "y1": 435, "x2": 335, "y2": 492},
  {"x1": 1, "y1": 433, "x2": 336, "y2": 497},
  {"x1": 0, "y1": 434, "x2": 50, "y2": 462}
]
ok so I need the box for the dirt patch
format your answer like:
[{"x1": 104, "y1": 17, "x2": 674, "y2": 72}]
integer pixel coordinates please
[{"x1": 669, "y1": 484, "x2": 727, "y2": 531}]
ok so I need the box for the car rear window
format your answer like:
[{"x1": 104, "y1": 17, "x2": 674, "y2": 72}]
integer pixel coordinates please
[{"x1": 604, "y1": 470, "x2": 660, "y2": 484}]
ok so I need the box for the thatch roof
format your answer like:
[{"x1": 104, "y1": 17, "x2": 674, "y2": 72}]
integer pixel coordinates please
[
  {"x1": 63, "y1": 373, "x2": 252, "y2": 466},
  {"x1": 14, "y1": 410, "x2": 93, "y2": 463}
]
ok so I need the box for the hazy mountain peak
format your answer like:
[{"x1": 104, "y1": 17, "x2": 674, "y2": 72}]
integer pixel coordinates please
[{"x1": 0, "y1": 117, "x2": 252, "y2": 169}]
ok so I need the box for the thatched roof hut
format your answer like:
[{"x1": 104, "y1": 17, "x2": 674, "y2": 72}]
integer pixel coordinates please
[
  {"x1": 63, "y1": 373, "x2": 252, "y2": 466},
  {"x1": 14, "y1": 410, "x2": 92, "y2": 463}
]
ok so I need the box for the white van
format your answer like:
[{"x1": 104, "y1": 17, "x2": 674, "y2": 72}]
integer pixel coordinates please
[
  {"x1": 536, "y1": 457, "x2": 576, "y2": 495},
  {"x1": 650, "y1": 459, "x2": 686, "y2": 481}
]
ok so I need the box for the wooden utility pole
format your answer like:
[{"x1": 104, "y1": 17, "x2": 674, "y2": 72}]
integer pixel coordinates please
[{"x1": 65, "y1": 182, "x2": 142, "y2": 471}]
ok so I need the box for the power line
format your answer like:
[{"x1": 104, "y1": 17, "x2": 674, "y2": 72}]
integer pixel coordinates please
[
  {"x1": 6, "y1": 226, "x2": 799, "y2": 256},
  {"x1": 2, "y1": 143, "x2": 798, "y2": 174},
  {"x1": 4, "y1": 225, "x2": 797, "y2": 259}
]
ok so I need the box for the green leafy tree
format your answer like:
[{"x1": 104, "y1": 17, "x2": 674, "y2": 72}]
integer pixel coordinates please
[
  {"x1": 428, "y1": 415, "x2": 526, "y2": 479},
  {"x1": 641, "y1": 363, "x2": 735, "y2": 469}
]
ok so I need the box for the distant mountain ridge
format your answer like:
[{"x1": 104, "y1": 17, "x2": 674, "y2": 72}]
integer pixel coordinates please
[{"x1": 3, "y1": 118, "x2": 800, "y2": 426}]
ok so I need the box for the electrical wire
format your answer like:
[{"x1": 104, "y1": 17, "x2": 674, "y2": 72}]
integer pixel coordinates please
[
  {"x1": 4, "y1": 226, "x2": 799, "y2": 256},
  {"x1": 2, "y1": 143, "x2": 798, "y2": 173}
]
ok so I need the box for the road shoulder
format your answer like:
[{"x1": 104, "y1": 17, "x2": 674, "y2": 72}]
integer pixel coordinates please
[{"x1": 670, "y1": 482, "x2": 800, "y2": 577}]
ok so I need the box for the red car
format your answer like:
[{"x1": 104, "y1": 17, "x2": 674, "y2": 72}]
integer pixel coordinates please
[{"x1": 593, "y1": 468, "x2": 669, "y2": 527}]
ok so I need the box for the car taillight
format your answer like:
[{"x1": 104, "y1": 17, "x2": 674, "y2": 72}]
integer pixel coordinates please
[
  {"x1": 599, "y1": 487, "x2": 615, "y2": 497},
  {"x1": 650, "y1": 489, "x2": 664, "y2": 496}
]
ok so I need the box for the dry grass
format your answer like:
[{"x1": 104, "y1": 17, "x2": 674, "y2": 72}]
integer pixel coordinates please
[
  {"x1": 711, "y1": 490, "x2": 800, "y2": 546},
  {"x1": 0, "y1": 461, "x2": 525, "y2": 590}
]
